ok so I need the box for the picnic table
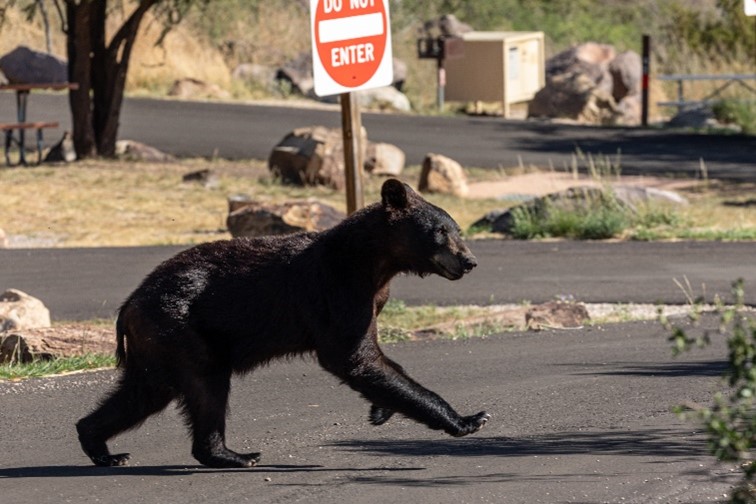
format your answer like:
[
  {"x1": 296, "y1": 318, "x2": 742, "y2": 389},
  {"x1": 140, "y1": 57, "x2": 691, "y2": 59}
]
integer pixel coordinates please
[{"x1": 0, "y1": 82, "x2": 79, "y2": 166}]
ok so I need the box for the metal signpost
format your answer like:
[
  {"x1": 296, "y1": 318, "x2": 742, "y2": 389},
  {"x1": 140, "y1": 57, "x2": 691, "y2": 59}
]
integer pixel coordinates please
[{"x1": 310, "y1": 0, "x2": 393, "y2": 214}]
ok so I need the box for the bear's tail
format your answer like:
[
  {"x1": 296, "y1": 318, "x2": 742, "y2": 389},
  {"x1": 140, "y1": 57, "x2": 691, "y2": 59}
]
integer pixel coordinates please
[{"x1": 115, "y1": 307, "x2": 128, "y2": 368}]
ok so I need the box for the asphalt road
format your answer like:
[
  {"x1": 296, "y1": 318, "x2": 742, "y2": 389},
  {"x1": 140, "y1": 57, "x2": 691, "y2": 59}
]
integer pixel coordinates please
[
  {"x1": 2, "y1": 240, "x2": 755, "y2": 321},
  {"x1": 1, "y1": 94, "x2": 754, "y2": 503},
  {"x1": 3, "y1": 93, "x2": 755, "y2": 181},
  {"x1": 0, "y1": 314, "x2": 739, "y2": 503}
]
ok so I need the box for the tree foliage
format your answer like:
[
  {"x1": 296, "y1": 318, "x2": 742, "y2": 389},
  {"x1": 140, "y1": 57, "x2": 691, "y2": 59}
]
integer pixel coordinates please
[
  {"x1": 1, "y1": 0, "x2": 208, "y2": 158},
  {"x1": 662, "y1": 280, "x2": 756, "y2": 503}
]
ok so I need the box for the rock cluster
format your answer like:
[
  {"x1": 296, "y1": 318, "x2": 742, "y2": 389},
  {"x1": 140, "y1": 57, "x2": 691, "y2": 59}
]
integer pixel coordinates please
[
  {"x1": 232, "y1": 54, "x2": 411, "y2": 112},
  {"x1": 0, "y1": 289, "x2": 113, "y2": 363},
  {"x1": 529, "y1": 42, "x2": 642, "y2": 125}
]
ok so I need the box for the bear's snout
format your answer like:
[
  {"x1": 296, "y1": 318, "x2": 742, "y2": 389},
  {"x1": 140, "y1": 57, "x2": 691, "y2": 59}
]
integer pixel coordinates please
[{"x1": 461, "y1": 253, "x2": 477, "y2": 273}]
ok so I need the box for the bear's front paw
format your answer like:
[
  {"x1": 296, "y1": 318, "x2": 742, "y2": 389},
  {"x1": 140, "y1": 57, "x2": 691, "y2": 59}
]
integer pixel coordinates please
[
  {"x1": 451, "y1": 411, "x2": 490, "y2": 437},
  {"x1": 369, "y1": 405, "x2": 395, "y2": 425}
]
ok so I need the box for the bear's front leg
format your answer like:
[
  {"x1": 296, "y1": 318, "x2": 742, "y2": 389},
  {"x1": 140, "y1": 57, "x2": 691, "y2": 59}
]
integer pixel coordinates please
[{"x1": 321, "y1": 350, "x2": 489, "y2": 437}]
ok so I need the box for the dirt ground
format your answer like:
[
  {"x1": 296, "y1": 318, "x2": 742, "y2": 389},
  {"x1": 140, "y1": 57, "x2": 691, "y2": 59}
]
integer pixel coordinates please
[{"x1": 466, "y1": 171, "x2": 698, "y2": 200}]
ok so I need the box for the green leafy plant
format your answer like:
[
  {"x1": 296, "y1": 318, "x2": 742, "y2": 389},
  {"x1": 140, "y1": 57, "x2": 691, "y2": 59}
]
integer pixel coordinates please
[
  {"x1": 0, "y1": 353, "x2": 116, "y2": 381},
  {"x1": 509, "y1": 188, "x2": 630, "y2": 240},
  {"x1": 660, "y1": 279, "x2": 756, "y2": 503},
  {"x1": 713, "y1": 100, "x2": 756, "y2": 135}
]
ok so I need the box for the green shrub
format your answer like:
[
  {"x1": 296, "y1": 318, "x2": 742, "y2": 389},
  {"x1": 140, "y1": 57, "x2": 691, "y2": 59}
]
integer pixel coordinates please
[
  {"x1": 713, "y1": 100, "x2": 756, "y2": 135},
  {"x1": 509, "y1": 189, "x2": 630, "y2": 240},
  {"x1": 661, "y1": 280, "x2": 756, "y2": 503}
]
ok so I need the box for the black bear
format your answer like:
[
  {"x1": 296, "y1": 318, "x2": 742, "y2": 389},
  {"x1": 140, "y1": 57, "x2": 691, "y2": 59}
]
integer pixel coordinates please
[{"x1": 77, "y1": 179, "x2": 489, "y2": 468}]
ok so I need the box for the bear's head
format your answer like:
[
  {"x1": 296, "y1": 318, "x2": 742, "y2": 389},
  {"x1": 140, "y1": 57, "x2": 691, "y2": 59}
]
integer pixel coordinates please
[{"x1": 380, "y1": 179, "x2": 477, "y2": 280}]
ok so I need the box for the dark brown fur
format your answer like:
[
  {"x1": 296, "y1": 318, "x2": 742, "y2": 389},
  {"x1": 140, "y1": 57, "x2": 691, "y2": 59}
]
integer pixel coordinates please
[{"x1": 77, "y1": 179, "x2": 489, "y2": 468}]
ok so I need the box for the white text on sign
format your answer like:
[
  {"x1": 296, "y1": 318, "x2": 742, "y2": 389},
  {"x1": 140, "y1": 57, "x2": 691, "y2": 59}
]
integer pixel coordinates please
[
  {"x1": 332, "y1": 44, "x2": 374, "y2": 67},
  {"x1": 323, "y1": 0, "x2": 376, "y2": 13}
]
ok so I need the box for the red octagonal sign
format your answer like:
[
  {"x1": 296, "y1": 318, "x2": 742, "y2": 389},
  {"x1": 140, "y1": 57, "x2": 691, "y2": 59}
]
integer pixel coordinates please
[{"x1": 311, "y1": 0, "x2": 393, "y2": 96}]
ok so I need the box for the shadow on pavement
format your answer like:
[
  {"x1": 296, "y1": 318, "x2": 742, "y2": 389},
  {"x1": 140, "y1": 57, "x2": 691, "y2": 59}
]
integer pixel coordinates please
[
  {"x1": 331, "y1": 428, "x2": 705, "y2": 459},
  {"x1": 0, "y1": 463, "x2": 423, "y2": 479},
  {"x1": 564, "y1": 359, "x2": 727, "y2": 378}
]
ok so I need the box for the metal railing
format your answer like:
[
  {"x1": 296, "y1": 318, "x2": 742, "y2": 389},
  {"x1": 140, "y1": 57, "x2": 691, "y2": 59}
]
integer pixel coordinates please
[{"x1": 657, "y1": 73, "x2": 756, "y2": 111}]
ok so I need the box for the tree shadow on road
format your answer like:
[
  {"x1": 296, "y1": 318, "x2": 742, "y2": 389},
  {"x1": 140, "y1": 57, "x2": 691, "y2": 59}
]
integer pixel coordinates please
[
  {"x1": 331, "y1": 427, "x2": 706, "y2": 460},
  {"x1": 0, "y1": 463, "x2": 423, "y2": 479},
  {"x1": 565, "y1": 359, "x2": 727, "y2": 378}
]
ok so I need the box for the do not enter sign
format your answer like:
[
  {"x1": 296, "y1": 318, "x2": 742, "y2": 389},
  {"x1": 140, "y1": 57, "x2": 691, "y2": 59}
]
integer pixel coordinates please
[{"x1": 311, "y1": 0, "x2": 393, "y2": 96}]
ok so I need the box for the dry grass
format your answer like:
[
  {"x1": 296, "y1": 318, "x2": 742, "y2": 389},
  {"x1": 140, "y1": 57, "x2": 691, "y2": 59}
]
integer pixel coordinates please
[
  {"x1": 1, "y1": 157, "x2": 754, "y2": 248},
  {"x1": 0, "y1": 159, "x2": 506, "y2": 247}
]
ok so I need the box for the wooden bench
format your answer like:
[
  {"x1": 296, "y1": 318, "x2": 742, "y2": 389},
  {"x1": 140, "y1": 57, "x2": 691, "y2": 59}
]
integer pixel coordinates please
[{"x1": 0, "y1": 121, "x2": 59, "y2": 166}]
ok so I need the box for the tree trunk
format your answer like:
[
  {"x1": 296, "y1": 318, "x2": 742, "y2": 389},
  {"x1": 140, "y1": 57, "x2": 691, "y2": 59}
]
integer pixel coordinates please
[
  {"x1": 65, "y1": 0, "x2": 158, "y2": 158},
  {"x1": 66, "y1": 0, "x2": 97, "y2": 158}
]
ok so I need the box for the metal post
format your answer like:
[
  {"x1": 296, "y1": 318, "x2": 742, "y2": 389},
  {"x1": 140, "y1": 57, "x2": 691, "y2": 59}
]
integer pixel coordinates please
[
  {"x1": 437, "y1": 57, "x2": 445, "y2": 111},
  {"x1": 340, "y1": 92, "x2": 364, "y2": 214},
  {"x1": 641, "y1": 34, "x2": 650, "y2": 127}
]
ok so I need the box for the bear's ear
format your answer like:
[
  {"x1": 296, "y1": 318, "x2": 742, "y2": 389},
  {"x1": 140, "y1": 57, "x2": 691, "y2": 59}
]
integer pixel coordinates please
[{"x1": 381, "y1": 178, "x2": 411, "y2": 210}]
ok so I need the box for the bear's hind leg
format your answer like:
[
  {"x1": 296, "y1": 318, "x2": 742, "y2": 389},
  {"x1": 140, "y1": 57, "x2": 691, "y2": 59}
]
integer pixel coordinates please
[
  {"x1": 178, "y1": 371, "x2": 260, "y2": 468},
  {"x1": 77, "y1": 371, "x2": 174, "y2": 466}
]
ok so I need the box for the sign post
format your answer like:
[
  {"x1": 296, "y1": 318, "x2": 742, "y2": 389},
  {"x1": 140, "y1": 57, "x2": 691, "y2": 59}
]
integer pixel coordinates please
[{"x1": 310, "y1": 0, "x2": 392, "y2": 214}]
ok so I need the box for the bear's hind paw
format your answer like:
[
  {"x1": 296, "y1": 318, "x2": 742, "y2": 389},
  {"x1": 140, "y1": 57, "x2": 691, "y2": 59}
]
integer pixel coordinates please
[{"x1": 90, "y1": 453, "x2": 131, "y2": 467}]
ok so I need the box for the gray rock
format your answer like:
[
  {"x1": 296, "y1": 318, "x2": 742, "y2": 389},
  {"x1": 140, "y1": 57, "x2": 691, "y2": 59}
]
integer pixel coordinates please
[
  {"x1": 115, "y1": 140, "x2": 174, "y2": 162},
  {"x1": 356, "y1": 86, "x2": 411, "y2": 112},
  {"x1": 365, "y1": 142, "x2": 405, "y2": 177},
  {"x1": 0, "y1": 46, "x2": 67, "y2": 84},
  {"x1": 227, "y1": 199, "x2": 345, "y2": 237},
  {"x1": 276, "y1": 53, "x2": 314, "y2": 96},
  {"x1": 667, "y1": 103, "x2": 717, "y2": 129},
  {"x1": 268, "y1": 125, "x2": 367, "y2": 190},
  {"x1": 182, "y1": 169, "x2": 219, "y2": 188},
  {"x1": 392, "y1": 58, "x2": 407, "y2": 91},
  {"x1": 418, "y1": 153, "x2": 468, "y2": 197},
  {"x1": 609, "y1": 51, "x2": 642, "y2": 101},
  {"x1": 0, "y1": 289, "x2": 51, "y2": 333},
  {"x1": 232, "y1": 63, "x2": 277, "y2": 88},
  {"x1": 473, "y1": 185, "x2": 688, "y2": 235},
  {"x1": 167, "y1": 78, "x2": 230, "y2": 100},
  {"x1": 525, "y1": 302, "x2": 590, "y2": 330},
  {"x1": 422, "y1": 14, "x2": 473, "y2": 38}
]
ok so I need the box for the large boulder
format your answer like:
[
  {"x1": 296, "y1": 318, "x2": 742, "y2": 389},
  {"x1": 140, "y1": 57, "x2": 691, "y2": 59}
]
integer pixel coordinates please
[
  {"x1": 357, "y1": 86, "x2": 411, "y2": 112},
  {"x1": 418, "y1": 153, "x2": 469, "y2": 197},
  {"x1": 0, "y1": 46, "x2": 67, "y2": 84},
  {"x1": 392, "y1": 58, "x2": 408, "y2": 91},
  {"x1": 529, "y1": 43, "x2": 642, "y2": 125},
  {"x1": 365, "y1": 142, "x2": 405, "y2": 177},
  {"x1": 0, "y1": 289, "x2": 51, "y2": 333},
  {"x1": 609, "y1": 51, "x2": 642, "y2": 101},
  {"x1": 525, "y1": 302, "x2": 590, "y2": 331},
  {"x1": 227, "y1": 197, "x2": 345, "y2": 237},
  {"x1": 167, "y1": 78, "x2": 231, "y2": 100},
  {"x1": 422, "y1": 14, "x2": 473, "y2": 38},
  {"x1": 268, "y1": 125, "x2": 368, "y2": 190},
  {"x1": 232, "y1": 63, "x2": 277, "y2": 91},
  {"x1": 276, "y1": 52, "x2": 314, "y2": 96},
  {"x1": 0, "y1": 324, "x2": 113, "y2": 364}
]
